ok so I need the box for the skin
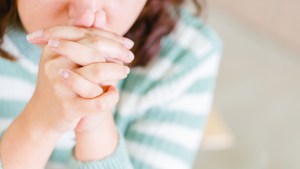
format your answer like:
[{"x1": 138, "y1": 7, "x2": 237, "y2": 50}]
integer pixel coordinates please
[
  {"x1": 17, "y1": 0, "x2": 147, "y2": 35},
  {"x1": 0, "y1": 0, "x2": 147, "y2": 168}
]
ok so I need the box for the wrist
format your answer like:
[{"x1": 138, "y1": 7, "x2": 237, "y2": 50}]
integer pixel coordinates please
[
  {"x1": 21, "y1": 97, "x2": 64, "y2": 140},
  {"x1": 0, "y1": 105, "x2": 62, "y2": 169},
  {"x1": 19, "y1": 107, "x2": 63, "y2": 141},
  {"x1": 74, "y1": 127, "x2": 118, "y2": 162},
  {"x1": 74, "y1": 114, "x2": 118, "y2": 161}
]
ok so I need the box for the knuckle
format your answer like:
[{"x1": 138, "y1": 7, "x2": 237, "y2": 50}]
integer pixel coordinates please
[
  {"x1": 89, "y1": 37, "x2": 104, "y2": 55},
  {"x1": 87, "y1": 27, "x2": 99, "y2": 36},
  {"x1": 91, "y1": 64, "x2": 104, "y2": 78},
  {"x1": 91, "y1": 48, "x2": 101, "y2": 58},
  {"x1": 44, "y1": 26, "x2": 58, "y2": 37},
  {"x1": 61, "y1": 103, "x2": 74, "y2": 119},
  {"x1": 91, "y1": 36, "x2": 103, "y2": 45},
  {"x1": 52, "y1": 81, "x2": 60, "y2": 90},
  {"x1": 117, "y1": 36, "x2": 125, "y2": 43},
  {"x1": 87, "y1": 87, "x2": 101, "y2": 98},
  {"x1": 90, "y1": 50, "x2": 106, "y2": 63},
  {"x1": 78, "y1": 27, "x2": 89, "y2": 37},
  {"x1": 52, "y1": 81, "x2": 63, "y2": 94},
  {"x1": 43, "y1": 61, "x2": 54, "y2": 76},
  {"x1": 113, "y1": 90, "x2": 120, "y2": 102},
  {"x1": 95, "y1": 39, "x2": 105, "y2": 50},
  {"x1": 116, "y1": 42, "x2": 128, "y2": 55},
  {"x1": 61, "y1": 102, "x2": 70, "y2": 113},
  {"x1": 110, "y1": 31, "x2": 123, "y2": 42},
  {"x1": 88, "y1": 37, "x2": 103, "y2": 51},
  {"x1": 67, "y1": 76, "x2": 77, "y2": 88},
  {"x1": 94, "y1": 101, "x2": 106, "y2": 112},
  {"x1": 113, "y1": 94, "x2": 120, "y2": 104}
]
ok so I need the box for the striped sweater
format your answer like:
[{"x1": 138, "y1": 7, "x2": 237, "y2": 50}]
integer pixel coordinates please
[{"x1": 0, "y1": 7, "x2": 222, "y2": 169}]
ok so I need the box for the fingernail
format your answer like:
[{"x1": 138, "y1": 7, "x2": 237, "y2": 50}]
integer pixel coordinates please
[
  {"x1": 48, "y1": 39, "x2": 60, "y2": 48},
  {"x1": 59, "y1": 69, "x2": 69, "y2": 79},
  {"x1": 26, "y1": 30, "x2": 43, "y2": 41},
  {"x1": 123, "y1": 38, "x2": 134, "y2": 49},
  {"x1": 128, "y1": 51, "x2": 135, "y2": 61}
]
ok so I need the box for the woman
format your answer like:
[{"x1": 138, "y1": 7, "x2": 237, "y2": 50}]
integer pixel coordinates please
[{"x1": 0, "y1": 0, "x2": 222, "y2": 169}]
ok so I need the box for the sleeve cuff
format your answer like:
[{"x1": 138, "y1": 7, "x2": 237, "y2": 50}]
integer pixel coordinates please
[
  {"x1": 67, "y1": 130, "x2": 133, "y2": 169},
  {"x1": 0, "y1": 161, "x2": 2, "y2": 169}
]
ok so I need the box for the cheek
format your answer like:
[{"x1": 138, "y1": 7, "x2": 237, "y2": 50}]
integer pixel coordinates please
[
  {"x1": 108, "y1": 11, "x2": 137, "y2": 35},
  {"x1": 106, "y1": 1, "x2": 146, "y2": 35},
  {"x1": 17, "y1": 0, "x2": 53, "y2": 32},
  {"x1": 17, "y1": 0, "x2": 34, "y2": 33}
]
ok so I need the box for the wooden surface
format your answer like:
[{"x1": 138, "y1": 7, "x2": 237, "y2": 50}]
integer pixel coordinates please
[{"x1": 201, "y1": 108, "x2": 235, "y2": 150}]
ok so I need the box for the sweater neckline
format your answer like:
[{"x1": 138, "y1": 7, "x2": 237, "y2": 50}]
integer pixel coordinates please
[{"x1": 5, "y1": 22, "x2": 42, "y2": 65}]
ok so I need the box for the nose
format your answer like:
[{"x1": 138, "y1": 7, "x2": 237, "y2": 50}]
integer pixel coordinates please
[
  {"x1": 69, "y1": 0, "x2": 98, "y2": 15},
  {"x1": 68, "y1": 0, "x2": 106, "y2": 28}
]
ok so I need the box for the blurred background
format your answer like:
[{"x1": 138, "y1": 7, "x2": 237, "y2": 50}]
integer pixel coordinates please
[{"x1": 193, "y1": 0, "x2": 300, "y2": 169}]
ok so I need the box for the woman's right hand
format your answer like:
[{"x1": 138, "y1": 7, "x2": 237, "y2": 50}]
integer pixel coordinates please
[{"x1": 25, "y1": 26, "x2": 133, "y2": 134}]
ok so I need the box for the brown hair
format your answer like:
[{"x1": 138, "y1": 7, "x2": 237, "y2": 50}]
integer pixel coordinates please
[
  {"x1": 0, "y1": 0, "x2": 204, "y2": 67},
  {"x1": 0, "y1": 0, "x2": 19, "y2": 61}
]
